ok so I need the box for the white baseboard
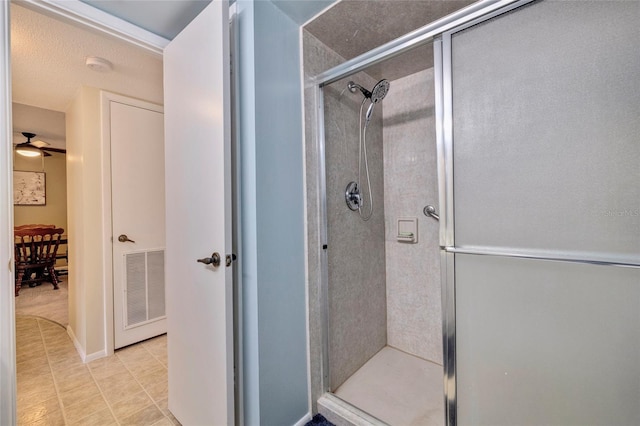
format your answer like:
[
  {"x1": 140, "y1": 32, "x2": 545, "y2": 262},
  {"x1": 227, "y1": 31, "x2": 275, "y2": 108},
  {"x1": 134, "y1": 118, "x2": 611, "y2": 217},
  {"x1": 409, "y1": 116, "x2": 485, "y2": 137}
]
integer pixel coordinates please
[
  {"x1": 66, "y1": 325, "x2": 107, "y2": 363},
  {"x1": 293, "y1": 412, "x2": 312, "y2": 426}
]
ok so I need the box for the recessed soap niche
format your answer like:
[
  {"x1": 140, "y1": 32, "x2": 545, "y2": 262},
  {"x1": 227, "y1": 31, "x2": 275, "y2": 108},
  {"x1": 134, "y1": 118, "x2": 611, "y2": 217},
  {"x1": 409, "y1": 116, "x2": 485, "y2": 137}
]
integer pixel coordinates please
[{"x1": 397, "y1": 217, "x2": 418, "y2": 243}]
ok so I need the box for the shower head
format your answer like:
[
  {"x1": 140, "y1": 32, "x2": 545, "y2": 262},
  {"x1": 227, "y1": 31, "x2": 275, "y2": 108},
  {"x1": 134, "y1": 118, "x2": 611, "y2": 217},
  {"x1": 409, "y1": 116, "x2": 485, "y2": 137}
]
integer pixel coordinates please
[
  {"x1": 370, "y1": 79, "x2": 390, "y2": 103},
  {"x1": 365, "y1": 80, "x2": 390, "y2": 122}
]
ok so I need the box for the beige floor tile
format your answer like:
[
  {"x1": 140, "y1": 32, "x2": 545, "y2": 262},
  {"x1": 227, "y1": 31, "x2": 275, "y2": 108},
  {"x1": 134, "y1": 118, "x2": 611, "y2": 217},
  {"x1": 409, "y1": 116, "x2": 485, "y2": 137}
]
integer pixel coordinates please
[
  {"x1": 119, "y1": 352, "x2": 158, "y2": 371},
  {"x1": 47, "y1": 352, "x2": 85, "y2": 371},
  {"x1": 40, "y1": 330, "x2": 69, "y2": 344},
  {"x1": 115, "y1": 344, "x2": 148, "y2": 362},
  {"x1": 129, "y1": 359, "x2": 167, "y2": 380},
  {"x1": 17, "y1": 372, "x2": 55, "y2": 396},
  {"x1": 95, "y1": 370, "x2": 137, "y2": 391},
  {"x1": 17, "y1": 377, "x2": 57, "y2": 408},
  {"x1": 155, "y1": 398, "x2": 182, "y2": 425},
  {"x1": 144, "y1": 379, "x2": 168, "y2": 402},
  {"x1": 17, "y1": 396, "x2": 61, "y2": 424},
  {"x1": 54, "y1": 365, "x2": 94, "y2": 393},
  {"x1": 17, "y1": 395, "x2": 60, "y2": 417},
  {"x1": 99, "y1": 376, "x2": 145, "y2": 405},
  {"x1": 67, "y1": 407, "x2": 117, "y2": 426},
  {"x1": 156, "y1": 353, "x2": 168, "y2": 367},
  {"x1": 135, "y1": 367, "x2": 168, "y2": 389},
  {"x1": 88, "y1": 356, "x2": 129, "y2": 381},
  {"x1": 119, "y1": 404, "x2": 165, "y2": 426},
  {"x1": 63, "y1": 393, "x2": 109, "y2": 424},
  {"x1": 43, "y1": 336, "x2": 74, "y2": 351},
  {"x1": 58, "y1": 381, "x2": 102, "y2": 408},
  {"x1": 142, "y1": 335, "x2": 167, "y2": 356},
  {"x1": 21, "y1": 408, "x2": 66, "y2": 426},
  {"x1": 16, "y1": 339, "x2": 46, "y2": 357},
  {"x1": 17, "y1": 291, "x2": 171, "y2": 426},
  {"x1": 15, "y1": 317, "x2": 39, "y2": 331},
  {"x1": 17, "y1": 357, "x2": 52, "y2": 380},
  {"x1": 46, "y1": 345, "x2": 80, "y2": 362},
  {"x1": 151, "y1": 417, "x2": 174, "y2": 426},
  {"x1": 110, "y1": 390, "x2": 153, "y2": 420},
  {"x1": 155, "y1": 397, "x2": 169, "y2": 416},
  {"x1": 165, "y1": 410, "x2": 182, "y2": 425},
  {"x1": 16, "y1": 334, "x2": 44, "y2": 348}
]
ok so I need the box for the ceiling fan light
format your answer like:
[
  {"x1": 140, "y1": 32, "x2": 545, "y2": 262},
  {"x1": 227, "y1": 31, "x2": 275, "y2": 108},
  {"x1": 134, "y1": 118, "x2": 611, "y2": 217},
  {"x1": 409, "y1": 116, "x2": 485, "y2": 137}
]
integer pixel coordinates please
[{"x1": 15, "y1": 143, "x2": 42, "y2": 157}]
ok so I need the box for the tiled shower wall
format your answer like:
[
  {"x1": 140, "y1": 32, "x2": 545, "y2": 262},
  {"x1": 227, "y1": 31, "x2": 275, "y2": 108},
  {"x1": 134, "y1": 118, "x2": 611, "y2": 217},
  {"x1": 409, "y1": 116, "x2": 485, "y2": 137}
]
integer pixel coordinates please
[
  {"x1": 383, "y1": 69, "x2": 443, "y2": 364},
  {"x1": 303, "y1": 30, "x2": 387, "y2": 392}
]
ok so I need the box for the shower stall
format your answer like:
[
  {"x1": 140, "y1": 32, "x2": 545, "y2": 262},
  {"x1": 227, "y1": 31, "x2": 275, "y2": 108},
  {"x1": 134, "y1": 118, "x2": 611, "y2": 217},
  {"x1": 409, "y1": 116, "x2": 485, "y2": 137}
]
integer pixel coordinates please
[{"x1": 304, "y1": 1, "x2": 640, "y2": 425}]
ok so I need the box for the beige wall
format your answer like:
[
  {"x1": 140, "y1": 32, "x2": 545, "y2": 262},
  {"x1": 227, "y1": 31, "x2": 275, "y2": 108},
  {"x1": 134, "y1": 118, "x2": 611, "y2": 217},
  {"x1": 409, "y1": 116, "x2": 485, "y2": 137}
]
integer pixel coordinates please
[
  {"x1": 66, "y1": 85, "x2": 105, "y2": 358},
  {"x1": 13, "y1": 151, "x2": 67, "y2": 232},
  {"x1": 383, "y1": 68, "x2": 442, "y2": 364}
]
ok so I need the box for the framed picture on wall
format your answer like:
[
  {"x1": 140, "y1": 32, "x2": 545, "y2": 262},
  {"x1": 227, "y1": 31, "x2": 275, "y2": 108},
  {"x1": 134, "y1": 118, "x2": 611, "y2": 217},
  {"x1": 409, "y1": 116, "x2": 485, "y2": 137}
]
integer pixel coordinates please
[{"x1": 13, "y1": 171, "x2": 46, "y2": 205}]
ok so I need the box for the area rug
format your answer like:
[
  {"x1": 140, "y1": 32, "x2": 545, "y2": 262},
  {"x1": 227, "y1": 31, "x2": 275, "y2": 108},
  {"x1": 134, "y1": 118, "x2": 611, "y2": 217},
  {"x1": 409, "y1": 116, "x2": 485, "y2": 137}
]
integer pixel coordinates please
[
  {"x1": 305, "y1": 414, "x2": 335, "y2": 426},
  {"x1": 14, "y1": 276, "x2": 68, "y2": 327}
]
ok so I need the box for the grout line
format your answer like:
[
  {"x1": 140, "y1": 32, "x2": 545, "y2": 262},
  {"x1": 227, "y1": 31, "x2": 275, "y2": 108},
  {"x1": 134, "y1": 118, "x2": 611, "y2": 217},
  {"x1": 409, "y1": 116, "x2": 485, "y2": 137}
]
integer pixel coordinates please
[
  {"x1": 85, "y1": 358, "x2": 123, "y2": 425},
  {"x1": 37, "y1": 318, "x2": 69, "y2": 425},
  {"x1": 115, "y1": 341, "x2": 172, "y2": 424}
]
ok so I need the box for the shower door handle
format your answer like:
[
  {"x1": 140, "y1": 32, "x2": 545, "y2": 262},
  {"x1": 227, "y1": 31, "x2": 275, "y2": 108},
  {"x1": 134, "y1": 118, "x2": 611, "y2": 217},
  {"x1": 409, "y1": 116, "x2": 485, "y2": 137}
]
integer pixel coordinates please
[{"x1": 423, "y1": 205, "x2": 440, "y2": 221}]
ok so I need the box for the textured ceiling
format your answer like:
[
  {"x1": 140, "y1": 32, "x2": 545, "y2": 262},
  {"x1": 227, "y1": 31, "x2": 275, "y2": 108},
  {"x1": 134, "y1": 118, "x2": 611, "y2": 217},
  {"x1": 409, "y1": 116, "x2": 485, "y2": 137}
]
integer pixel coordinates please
[
  {"x1": 11, "y1": 3, "x2": 163, "y2": 126},
  {"x1": 304, "y1": 0, "x2": 477, "y2": 81}
]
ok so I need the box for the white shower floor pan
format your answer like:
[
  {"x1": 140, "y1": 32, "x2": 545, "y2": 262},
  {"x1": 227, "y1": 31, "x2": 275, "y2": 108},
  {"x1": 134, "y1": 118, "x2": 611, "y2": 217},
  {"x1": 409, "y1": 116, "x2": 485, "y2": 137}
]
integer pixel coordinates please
[{"x1": 321, "y1": 346, "x2": 444, "y2": 426}]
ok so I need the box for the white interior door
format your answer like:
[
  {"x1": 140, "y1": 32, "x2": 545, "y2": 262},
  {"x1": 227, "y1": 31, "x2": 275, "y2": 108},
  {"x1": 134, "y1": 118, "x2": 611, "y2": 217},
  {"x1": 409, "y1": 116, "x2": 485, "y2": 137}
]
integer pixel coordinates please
[
  {"x1": 163, "y1": 2, "x2": 234, "y2": 425},
  {"x1": 109, "y1": 94, "x2": 166, "y2": 349}
]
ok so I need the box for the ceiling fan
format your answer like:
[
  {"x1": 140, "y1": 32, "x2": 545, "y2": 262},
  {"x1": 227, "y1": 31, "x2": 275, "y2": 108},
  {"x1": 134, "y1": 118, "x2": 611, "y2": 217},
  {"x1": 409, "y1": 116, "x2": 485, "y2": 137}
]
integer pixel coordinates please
[{"x1": 14, "y1": 132, "x2": 65, "y2": 157}]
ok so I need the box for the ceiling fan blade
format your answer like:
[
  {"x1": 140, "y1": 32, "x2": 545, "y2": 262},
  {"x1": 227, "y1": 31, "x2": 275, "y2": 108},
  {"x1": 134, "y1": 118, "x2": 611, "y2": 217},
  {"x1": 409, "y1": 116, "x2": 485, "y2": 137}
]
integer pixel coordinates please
[{"x1": 40, "y1": 147, "x2": 66, "y2": 154}]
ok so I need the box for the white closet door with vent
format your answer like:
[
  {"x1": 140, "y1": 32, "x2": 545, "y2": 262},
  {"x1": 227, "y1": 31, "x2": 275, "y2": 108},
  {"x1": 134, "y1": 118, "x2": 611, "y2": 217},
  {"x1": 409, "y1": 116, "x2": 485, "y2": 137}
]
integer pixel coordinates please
[{"x1": 108, "y1": 94, "x2": 166, "y2": 349}]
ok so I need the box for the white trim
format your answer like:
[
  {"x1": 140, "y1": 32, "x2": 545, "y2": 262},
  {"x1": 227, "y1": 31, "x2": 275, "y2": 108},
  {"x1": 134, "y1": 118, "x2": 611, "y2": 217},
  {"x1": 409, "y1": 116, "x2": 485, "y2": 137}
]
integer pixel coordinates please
[
  {"x1": 0, "y1": 1, "x2": 16, "y2": 423},
  {"x1": 100, "y1": 90, "x2": 115, "y2": 356},
  {"x1": 14, "y1": 0, "x2": 168, "y2": 56},
  {"x1": 67, "y1": 325, "x2": 85, "y2": 360},
  {"x1": 100, "y1": 90, "x2": 164, "y2": 355},
  {"x1": 293, "y1": 412, "x2": 313, "y2": 426},
  {"x1": 66, "y1": 325, "x2": 106, "y2": 363},
  {"x1": 298, "y1": 21, "x2": 314, "y2": 417}
]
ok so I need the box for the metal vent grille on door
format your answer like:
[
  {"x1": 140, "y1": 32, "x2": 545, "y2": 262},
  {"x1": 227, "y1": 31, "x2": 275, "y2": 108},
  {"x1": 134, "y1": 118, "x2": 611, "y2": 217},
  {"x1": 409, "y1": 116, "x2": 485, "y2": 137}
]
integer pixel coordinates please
[{"x1": 125, "y1": 250, "x2": 166, "y2": 328}]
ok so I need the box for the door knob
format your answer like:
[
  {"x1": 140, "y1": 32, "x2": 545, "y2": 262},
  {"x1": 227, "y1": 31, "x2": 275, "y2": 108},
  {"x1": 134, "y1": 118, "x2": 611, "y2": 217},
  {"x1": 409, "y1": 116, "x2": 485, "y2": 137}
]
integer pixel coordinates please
[
  {"x1": 197, "y1": 252, "x2": 221, "y2": 267},
  {"x1": 118, "y1": 234, "x2": 136, "y2": 243}
]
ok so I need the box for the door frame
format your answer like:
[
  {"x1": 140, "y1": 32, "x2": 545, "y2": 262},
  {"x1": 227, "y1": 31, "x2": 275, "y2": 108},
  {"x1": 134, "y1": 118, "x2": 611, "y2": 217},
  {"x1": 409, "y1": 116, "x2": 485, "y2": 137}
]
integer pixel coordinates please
[
  {"x1": 1, "y1": 1, "x2": 16, "y2": 423},
  {"x1": 100, "y1": 91, "x2": 166, "y2": 353},
  {"x1": 1, "y1": 1, "x2": 167, "y2": 423}
]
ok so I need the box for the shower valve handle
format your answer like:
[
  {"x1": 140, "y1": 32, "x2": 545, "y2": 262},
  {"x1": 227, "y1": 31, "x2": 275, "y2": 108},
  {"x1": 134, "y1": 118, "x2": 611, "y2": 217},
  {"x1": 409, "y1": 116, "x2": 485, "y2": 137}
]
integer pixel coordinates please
[{"x1": 423, "y1": 205, "x2": 440, "y2": 221}]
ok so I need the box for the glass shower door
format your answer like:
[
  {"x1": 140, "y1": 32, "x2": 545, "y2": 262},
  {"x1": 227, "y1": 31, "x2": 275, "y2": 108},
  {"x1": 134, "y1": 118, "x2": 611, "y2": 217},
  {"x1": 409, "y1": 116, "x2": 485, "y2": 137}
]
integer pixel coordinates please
[{"x1": 441, "y1": 0, "x2": 640, "y2": 424}]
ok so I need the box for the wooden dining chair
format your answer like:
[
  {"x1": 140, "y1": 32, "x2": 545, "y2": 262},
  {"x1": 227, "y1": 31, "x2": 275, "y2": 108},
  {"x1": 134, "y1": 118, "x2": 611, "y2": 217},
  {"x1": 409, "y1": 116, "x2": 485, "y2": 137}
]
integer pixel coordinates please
[
  {"x1": 14, "y1": 227, "x2": 64, "y2": 296},
  {"x1": 14, "y1": 224, "x2": 56, "y2": 231}
]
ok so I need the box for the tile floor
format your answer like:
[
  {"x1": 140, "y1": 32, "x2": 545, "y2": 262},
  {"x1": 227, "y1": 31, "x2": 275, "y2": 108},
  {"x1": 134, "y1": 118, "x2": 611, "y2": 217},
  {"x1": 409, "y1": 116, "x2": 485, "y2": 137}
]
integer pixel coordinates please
[
  {"x1": 334, "y1": 346, "x2": 444, "y2": 426},
  {"x1": 16, "y1": 316, "x2": 177, "y2": 425}
]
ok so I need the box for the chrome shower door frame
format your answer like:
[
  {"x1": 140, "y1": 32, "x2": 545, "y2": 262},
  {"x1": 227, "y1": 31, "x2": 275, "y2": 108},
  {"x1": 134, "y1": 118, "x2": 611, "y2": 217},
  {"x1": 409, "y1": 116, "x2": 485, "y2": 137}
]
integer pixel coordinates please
[{"x1": 310, "y1": 1, "x2": 523, "y2": 424}]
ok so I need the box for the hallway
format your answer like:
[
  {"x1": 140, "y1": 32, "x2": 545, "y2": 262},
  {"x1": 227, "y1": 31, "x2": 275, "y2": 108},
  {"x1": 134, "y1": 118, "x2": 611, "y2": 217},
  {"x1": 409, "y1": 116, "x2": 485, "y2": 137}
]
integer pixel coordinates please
[{"x1": 16, "y1": 316, "x2": 176, "y2": 425}]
